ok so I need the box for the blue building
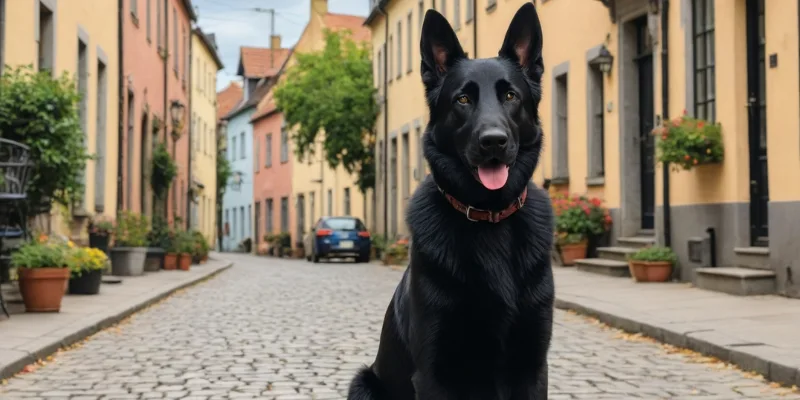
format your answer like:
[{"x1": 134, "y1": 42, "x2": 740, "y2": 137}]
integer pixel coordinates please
[{"x1": 219, "y1": 46, "x2": 286, "y2": 252}]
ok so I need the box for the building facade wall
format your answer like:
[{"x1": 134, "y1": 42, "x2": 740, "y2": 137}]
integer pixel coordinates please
[
  {"x1": 3, "y1": 0, "x2": 119, "y2": 239},
  {"x1": 190, "y1": 31, "x2": 220, "y2": 244},
  {"x1": 221, "y1": 108, "x2": 255, "y2": 252},
  {"x1": 252, "y1": 109, "x2": 293, "y2": 248}
]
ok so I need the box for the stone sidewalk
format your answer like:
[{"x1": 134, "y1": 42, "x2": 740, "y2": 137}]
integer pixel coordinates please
[
  {"x1": 0, "y1": 255, "x2": 232, "y2": 379},
  {"x1": 553, "y1": 266, "x2": 800, "y2": 388}
]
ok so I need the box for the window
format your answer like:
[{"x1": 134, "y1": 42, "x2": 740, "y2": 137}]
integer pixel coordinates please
[
  {"x1": 247, "y1": 205, "x2": 252, "y2": 238},
  {"x1": 156, "y1": 0, "x2": 162, "y2": 48},
  {"x1": 146, "y1": 0, "x2": 151, "y2": 41},
  {"x1": 173, "y1": 7, "x2": 178, "y2": 73},
  {"x1": 77, "y1": 40, "x2": 89, "y2": 202},
  {"x1": 454, "y1": 0, "x2": 461, "y2": 30},
  {"x1": 240, "y1": 132, "x2": 245, "y2": 159},
  {"x1": 320, "y1": 217, "x2": 366, "y2": 231},
  {"x1": 327, "y1": 189, "x2": 333, "y2": 216},
  {"x1": 182, "y1": 25, "x2": 188, "y2": 86},
  {"x1": 419, "y1": 0, "x2": 425, "y2": 31},
  {"x1": 37, "y1": 3, "x2": 55, "y2": 72},
  {"x1": 254, "y1": 135, "x2": 260, "y2": 171},
  {"x1": 388, "y1": 35, "x2": 393, "y2": 82},
  {"x1": 377, "y1": 48, "x2": 383, "y2": 90},
  {"x1": 402, "y1": 131, "x2": 410, "y2": 202},
  {"x1": 466, "y1": 0, "x2": 474, "y2": 22},
  {"x1": 553, "y1": 73, "x2": 569, "y2": 180},
  {"x1": 588, "y1": 65, "x2": 605, "y2": 180},
  {"x1": 231, "y1": 136, "x2": 236, "y2": 161},
  {"x1": 407, "y1": 12, "x2": 413, "y2": 73},
  {"x1": 240, "y1": 206, "x2": 245, "y2": 238},
  {"x1": 131, "y1": 0, "x2": 138, "y2": 19},
  {"x1": 266, "y1": 198, "x2": 274, "y2": 233},
  {"x1": 280, "y1": 124, "x2": 289, "y2": 163},
  {"x1": 280, "y1": 197, "x2": 289, "y2": 233},
  {"x1": 344, "y1": 188, "x2": 351, "y2": 215},
  {"x1": 225, "y1": 209, "x2": 229, "y2": 235},
  {"x1": 309, "y1": 192, "x2": 315, "y2": 225},
  {"x1": 265, "y1": 133, "x2": 272, "y2": 167},
  {"x1": 95, "y1": 60, "x2": 108, "y2": 212},
  {"x1": 232, "y1": 208, "x2": 237, "y2": 238},
  {"x1": 377, "y1": 140, "x2": 384, "y2": 186},
  {"x1": 396, "y1": 22, "x2": 402, "y2": 79},
  {"x1": 487, "y1": 0, "x2": 497, "y2": 11},
  {"x1": 693, "y1": 0, "x2": 715, "y2": 122}
]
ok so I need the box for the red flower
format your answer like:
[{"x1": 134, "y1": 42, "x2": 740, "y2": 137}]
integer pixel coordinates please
[
  {"x1": 590, "y1": 198, "x2": 602, "y2": 207},
  {"x1": 683, "y1": 109, "x2": 687, "y2": 115},
  {"x1": 697, "y1": 121, "x2": 705, "y2": 129}
]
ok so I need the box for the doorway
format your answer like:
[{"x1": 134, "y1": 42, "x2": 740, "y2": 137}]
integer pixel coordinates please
[
  {"x1": 635, "y1": 16, "x2": 655, "y2": 231},
  {"x1": 390, "y1": 138, "x2": 398, "y2": 238},
  {"x1": 746, "y1": 0, "x2": 768, "y2": 246},
  {"x1": 140, "y1": 113, "x2": 148, "y2": 214}
]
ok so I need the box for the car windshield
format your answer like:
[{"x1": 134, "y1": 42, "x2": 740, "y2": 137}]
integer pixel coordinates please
[{"x1": 321, "y1": 218, "x2": 364, "y2": 231}]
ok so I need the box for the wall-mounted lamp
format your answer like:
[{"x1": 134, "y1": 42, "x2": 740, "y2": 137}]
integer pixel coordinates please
[
  {"x1": 169, "y1": 100, "x2": 186, "y2": 142},
  {"x1": 589, "y1": 45, "x2": 614, "y2": 76}
]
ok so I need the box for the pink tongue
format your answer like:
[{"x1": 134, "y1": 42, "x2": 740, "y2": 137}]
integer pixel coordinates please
[{"x1": 477, "y1": 165, "x2": 509, "y2": 190}]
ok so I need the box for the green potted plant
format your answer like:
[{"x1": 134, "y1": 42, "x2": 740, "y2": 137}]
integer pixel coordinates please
[
  {"x1": 627, "y1": 246, "x2": 678, "y2": 282},
  {"x1": 189, "y1": 230, "x2": 205, "y2": 264},
  {"x1": 144, "y1": 217, "x2": 170, "y2": 272},
  {"x1": 67, "y1": 246, "x2": 109, "y2": 295},
  {"x1": 110, "y1": 211, "x2": 149, "y2": 276},
  {"x1": 654, "y1": 111, "x2": 724, "y2": 171},
  {"x1": 383, "y1": 238, "x2": 409, "y2": 266},
  {"x1": 552, "y1": 195, "x2": 594, "y2": 265},
  {"x1": 87, "y1": 215, "x2": 114, "y2": 254},
  {"x1": 371, "y1": 234, "x2": 387, "y2": 261},
  {"x1": 11, "y1": 236, "x2": 71, "y2": 312},
  {"x1": 176, "y1": 231, "x2": 194, "y2": 271}
]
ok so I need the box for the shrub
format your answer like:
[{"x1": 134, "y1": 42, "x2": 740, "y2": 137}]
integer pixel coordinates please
[
  {"x1": 88, "y1": 215, "x2": 114, "y2": 236},
  {"x1": 114, "y1": 211, "x2": 149, "y2": 247},
  {"x1": 628, "y1": 246, "x2": 678, "y2": 263},
  {"x1": 11, "y1": 235, "x2": 71, "y2": 269},
  {"x1": 654, "y1": 112, "x2": 724, "y2": 171},
  {"x1": 551, "y1": 193, "x2": 612, "y2": 239},
  {"x1": 147, "y1": 216, "x2": 172, "y2": 249},
  {"x1": 150, "y1": 141, "x2": 177, "y2": 200},
  {"x1": 0, "y1": 65, "x2": 93, "y2": 209}
]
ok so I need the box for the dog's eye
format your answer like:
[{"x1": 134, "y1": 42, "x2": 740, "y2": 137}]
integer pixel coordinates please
[
  {"x1": 505, "y1": 91, "x2": 517, "y2": 101},
  {"x1": 456, "y1": 95, "x2": 470, "y2": 105}
]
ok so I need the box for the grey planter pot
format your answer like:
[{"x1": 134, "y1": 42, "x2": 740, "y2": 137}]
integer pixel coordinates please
[
  {"x1": 110, "y1": 247, "x2": 147, "y2": 276},
  {"x1": 144, "y1": 248, "x2": 165, "y2": 272}
]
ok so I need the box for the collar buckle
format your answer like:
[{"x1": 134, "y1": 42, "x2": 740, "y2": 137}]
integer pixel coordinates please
[{"x1": 464, "y1": 205, "x2": 479, "y2": 222}]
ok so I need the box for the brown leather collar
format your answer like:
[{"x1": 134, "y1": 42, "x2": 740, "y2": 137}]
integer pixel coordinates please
[{"x1": 438, "y1": 186, "x2": 527, "y2": 223}]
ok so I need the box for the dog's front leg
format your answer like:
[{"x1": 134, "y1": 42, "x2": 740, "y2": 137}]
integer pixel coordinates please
[
  {"x1": 411, "y1": 371, "x2": 459, "y2": 400},
  {"x1": 511, "y1": 361, "x2": 548, "y2": 400}
]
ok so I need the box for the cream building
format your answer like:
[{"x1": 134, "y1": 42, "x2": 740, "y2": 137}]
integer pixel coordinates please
[
  {"x1": 190, "y1": 27, "x2": 223, "y2": 243},
  {"x1": 367, "y1": 0, "x2": 800, "y2": 298},
  {"x1": 0, "y1": 0, "x2": 119, "y2": 239}
]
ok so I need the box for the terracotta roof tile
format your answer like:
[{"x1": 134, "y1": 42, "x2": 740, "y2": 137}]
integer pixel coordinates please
[
  {"x1": 251, "y1": 89, "x2": 279, "y2": 122},
  {"x1": 216, "y1": 83, "x2": 243, "y2": 121},
  {"x1": 239, "y1": 47, "x2": 292, "y2": 78},
  {"x1": 323, "y1": 13, "x2": 371, "y2": 43}
]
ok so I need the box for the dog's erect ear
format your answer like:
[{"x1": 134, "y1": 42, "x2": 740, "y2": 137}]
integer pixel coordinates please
[
  {"x1": 420, "y1": 9, "x2": 466, "y2": 81},
  {"x1": 498, "y1": 2, "x2": 543, "y2": 81}
]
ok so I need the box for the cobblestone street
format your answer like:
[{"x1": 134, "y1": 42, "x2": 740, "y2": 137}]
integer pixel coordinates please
[{"x1": 1, "y1": 253, "x2": 798, "y2": 399}]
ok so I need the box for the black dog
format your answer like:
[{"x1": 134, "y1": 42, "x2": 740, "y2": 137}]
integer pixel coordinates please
[{"x1": 348, "y1": 3, "x2": 554, "y2": 399}]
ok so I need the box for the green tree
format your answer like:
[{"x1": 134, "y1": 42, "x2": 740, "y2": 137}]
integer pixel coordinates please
[{"x1": 274, "y1": 29, "x2": 378, "y2": 193}]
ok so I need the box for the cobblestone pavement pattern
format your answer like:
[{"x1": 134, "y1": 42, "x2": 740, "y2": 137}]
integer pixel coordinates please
[{"x1": 2, "y1": 253, "x2": 799, "y2": 399}]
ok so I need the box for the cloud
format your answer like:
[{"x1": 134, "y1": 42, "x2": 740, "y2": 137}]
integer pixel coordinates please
[{"x1": 193, "y1": 0, "x2": 369, "y2": 92}]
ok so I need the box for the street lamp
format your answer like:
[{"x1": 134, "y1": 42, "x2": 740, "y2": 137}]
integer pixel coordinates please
[
  {"x1": 589, "y1": 45, "x2": 614, "y2": 76},
  {"x1": 169, "y1": 100, "x2": 186, "y2": 142}
]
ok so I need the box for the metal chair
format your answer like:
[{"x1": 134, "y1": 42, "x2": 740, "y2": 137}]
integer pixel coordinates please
[{"x1": 0, "y1": 138, "x2": 34, "y2": 318}]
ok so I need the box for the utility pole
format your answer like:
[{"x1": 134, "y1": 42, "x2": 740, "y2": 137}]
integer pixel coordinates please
[{"x1": 252, "y1": 7, "x2": 276, "y2": 68}]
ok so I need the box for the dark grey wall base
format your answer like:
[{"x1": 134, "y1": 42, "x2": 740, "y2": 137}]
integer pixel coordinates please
[{"x1": 769, "y1": 201, "x2": 800, "y2": 299}]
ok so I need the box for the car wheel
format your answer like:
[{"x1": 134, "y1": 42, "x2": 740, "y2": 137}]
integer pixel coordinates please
[
  {"x1": 356, "y1": 254, "x2": 370, "y2": 263},
  {"x1": 312, "y1": 253, "x2": 320, "y2": 263}
]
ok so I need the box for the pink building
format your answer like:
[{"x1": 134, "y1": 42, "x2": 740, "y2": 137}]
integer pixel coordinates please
[{"x1": 120, "y1": 0, "x2": 195, "y2": 226}]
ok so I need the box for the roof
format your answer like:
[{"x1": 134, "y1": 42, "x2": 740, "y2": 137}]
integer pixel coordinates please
[
  {"x1": 323, "y1": 13, "x2": 371, "y2": 43},
  {"x1": 193, "y1": 27, "x2": 224, "y2": 70},
  {"x1": 182, "y1": 0, "x2": 198, "y2": 21},
  {"x1": 216, "y1": 83, "x2": 243, "y2": 121},
  {"x1": 236, "y1": 47, "x2": 292, "y2": 78},
  {"x1": 364, "y1": 1, "x2": 389, "y2": 25},
  {"x1": 224, "y1": 78, "x2": 275, "y2": 120}
]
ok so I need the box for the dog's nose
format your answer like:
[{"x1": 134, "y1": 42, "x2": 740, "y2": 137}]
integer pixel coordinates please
[{"x1": 479, "y1": 129, "x2": 508, "y2": 152}]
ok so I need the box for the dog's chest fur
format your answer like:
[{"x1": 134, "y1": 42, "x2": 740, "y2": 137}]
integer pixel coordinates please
[{"x1": 402, "y1": 178, "x2": 554, "y2": 384}]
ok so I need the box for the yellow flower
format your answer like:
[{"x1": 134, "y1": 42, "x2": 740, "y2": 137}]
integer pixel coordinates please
[{"x1": 67, "y1": 241, "x2": 75, "y2": 248}]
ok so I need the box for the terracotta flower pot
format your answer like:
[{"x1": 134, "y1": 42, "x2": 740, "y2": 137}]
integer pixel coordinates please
[
  {"x1": 164, "y1": 253, "x2": 178, "y2": 270},
  {"x1": 628, "y1": 260, "x2": 673, "y2": 282},
  {"x1": 559, "y1": 241, "x2": 587, "y2": 266},
  {"x1": 18, "y1": 268, "x2": 71, "y2": 312},
  {"x1": 201, "y1": 254, "x2": 209, "y2": 263},
  {"x1": 178, "y1": 253, "x2": 192, "y2": 271}
]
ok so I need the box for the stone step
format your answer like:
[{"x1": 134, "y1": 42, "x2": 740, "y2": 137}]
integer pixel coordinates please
[
  {"x1": 695, "y1": 267, "x2": 776, "y2": 296},
  {"x1": 597, "y1": 246, "x2": 639, "y2": 262},
  {"x1": 575, "y1": 258, "x2": 631, "y2": 278},
  {"x1": 734, "y1": 247, "x2": 770, "y2": 270},
  {"x1": 617, "y1": 236, "x2": 656, "y2": 249}
]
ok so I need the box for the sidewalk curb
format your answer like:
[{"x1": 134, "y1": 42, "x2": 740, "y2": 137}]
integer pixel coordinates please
[
  {"x1": 554, "y1": 297, "x2": 800, "y2": 388},
  {"x1": 0, "y1": 262, "x2": 233, "y2": 380}
]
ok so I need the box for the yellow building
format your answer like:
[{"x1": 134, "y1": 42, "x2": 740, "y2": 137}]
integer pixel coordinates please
[
  {"x1": 272, "y1": 0, "x2": 374, "y2": 248},
  {"x1": 190, "y1": 27, "x2": 223, "y2": 244},
  {"x1": 366, "y1": 0, "x2": 800, "y2": 298},
  {"x1": 0, "y1": 0, "x2": 119, "y2": 239}
]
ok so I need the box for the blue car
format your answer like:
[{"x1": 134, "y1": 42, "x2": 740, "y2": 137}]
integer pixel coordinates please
[{"x1": 304, "y1": 216, "x2": 372, "y2": 263}]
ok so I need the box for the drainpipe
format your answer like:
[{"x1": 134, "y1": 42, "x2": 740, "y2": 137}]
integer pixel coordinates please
[
  {"x1": 661, "y1": 0, "x2": 671, "y2": 248},
  {"x1": 187, "y1": 27, "x2": 192, "y2": 231},
  {"x1": 472, "y1": 0, "x2": 477, "y2": 57},
  {"x1": 378, "y1": 4, "x2": 389, "y2": 240},
  {"x1": 116, "y1": 0, "x2": 124, "y2": 214}
]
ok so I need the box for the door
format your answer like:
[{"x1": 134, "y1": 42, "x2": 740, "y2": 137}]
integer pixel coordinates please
[
  {"x1": 636, "y1": 17, "x2": 656, "y2": 230},
  {"x1": 254, "y1": 202, "x2": 260, "y2": 247},
  {"x1": 140, "y1": 113, "x2": 148, "y2": 214},
  {"x1": 390, "y1": 138, "x2": 398, "y2": 238},
  {"x1": 297, "y1": 194, "x2": 305, "y2": 246},
  {"x1": 746, "y1": 0, "x2": 769, "y2": 246}
]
